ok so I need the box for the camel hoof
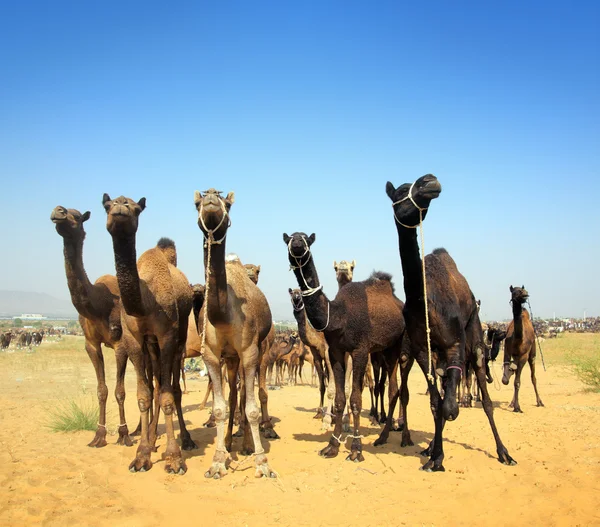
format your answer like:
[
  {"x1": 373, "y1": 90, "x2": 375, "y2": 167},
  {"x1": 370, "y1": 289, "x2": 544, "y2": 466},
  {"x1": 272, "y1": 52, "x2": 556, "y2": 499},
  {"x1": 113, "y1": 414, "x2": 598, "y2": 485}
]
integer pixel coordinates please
[
  {"x1": 88, "y1": 438, "x2": 107, "y2": 448},
  {"x1": 369, "y1": 416, "x2": 380, "y2": 427},
  {"x1": 117, "y1": 434, "x2": 134, "y2": 447},
  {"x1": 401, "y1": 437, "x2": 414, "y2": 447},
  {"x1": 181, "y1": 437, "x2": 198, "y2": 451},
  {"x1": 262, "y1": 428, "x2": 280, "y2": 440},
  {"x1": 165, "y1": 458, "x2": 187, "y2": 475},
  {"x1": 204, "y1": 462, "x2": 227, "y2": 479},
  {"x1": 537, "y1": 401, "x2": 545, "y2": 407},
  {"x1": 129, "y1": 457, "x2": 153, "y2": 473},
  {"x1": 319, "y1": 445, "x2": 339, "y2": 458},
  {"x1": 232, "y1": 429, "x2": 244, "y2": 438},
  {"x1": 374, "y1": 435, "x2": 388, "y2": 447},
  {"x1": 254, "y1": 463, "x2": 274, "y2": 478},
  {"x1": 421, "y1": 461, "x2": 445, "y2": 472},
  {"x1": 345, "y1": 451, "x2": 365, "y2": 463},
  {"x1": 513, "y1": 408, "x2": 523, "y2": 413}
]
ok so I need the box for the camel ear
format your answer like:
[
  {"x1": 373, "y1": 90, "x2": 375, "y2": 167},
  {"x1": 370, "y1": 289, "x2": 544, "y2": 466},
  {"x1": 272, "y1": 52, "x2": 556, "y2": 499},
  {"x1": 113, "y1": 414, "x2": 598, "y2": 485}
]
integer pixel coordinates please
[
  {"x1": 288, "y1": 288, "x2": 293, "y2": 295},
  {"x1": 307, "y1": 233, "x2": 316, "y2": 245},
  {"x1": 256, "y1": 265, "x2": 260, "y2": 273},
  {"x1": 102, "y1": 193, "x2": 111, "y2": 209},
  {"x1": 386, "y1": 182, "x2": 396, "y2": 201},
  {"x1": 81, "y1": 211, "x2": 91, "y2": 223},
  {"x1": 225, "y1": 192, "x2": 235, "y2": 206},
  {"x1": 333, "y1": 260, "x2": 338, "y2": 270},
  {"x1": 509, "y1": 285, "x2": 514, "y2": 292},
  {"x1": 521, "y1": 285, "x2": 525, "y2": 289},
  {"x1": 283, "y1": 233, "x2": 291, "y2": 244},
  {"x1": 351, "y1": 259, "x2": 356, "y2": 269},
  {"x1": 194, "y1": 190, "x2": 202, "y2": 206},
  {"x1": 137, "y1": 198, "x2": 146, "y2": 211}
]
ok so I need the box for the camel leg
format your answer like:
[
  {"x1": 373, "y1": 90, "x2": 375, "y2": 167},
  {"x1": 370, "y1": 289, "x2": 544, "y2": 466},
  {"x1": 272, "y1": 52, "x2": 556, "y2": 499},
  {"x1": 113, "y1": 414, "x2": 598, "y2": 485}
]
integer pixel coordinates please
[
  {"x1": 474, "y1": 358, "x2": 517, "y2": 465},
  {"x1": 398, "y1": 353, "x2": 414, "y2": 446},
  {"x1": 298, "y1": 358, "x2": 305, "y2": 385},
  {"x1": 374, "y1": 349, "x2": 398, "y2": 446},
  {"x1": 378, "y1": 367, "x2": 388, "y2": 424},
  {"x1": 347, "y1": 350, "x2": 368, "y2": 462},
  {"x1": 313, "y1": 356, "x2": 326, "y2": 419},
  {"x1": 241, "y1": 346, "x2": 275, "y2": 478},
  {"x1": 319, "y1": 350, "x2": 346, "y2": 458},
  {"x1": 240, "y1": 372, "x2": 256, "y2": 455},
  {"x1": 366, "y1": 354, "x2": 377, "y2": 425},
  {"x1": 224, "y1": 357, "x2": 239, "y2": 452},
  {"x1": 172, "y1": 349, "x2": 197, "y2": 451},
  {"x1": 529, "y1": 343, "x2": 544, "y2": 407},
  {"x1": 84, "y1": 340, "x2": 108, "y2": 448},
  {"x1": 512, "y1": 362, "x2": 525, "y2": 413},
  {"x1": 204, "y1": 351, "x2": 229, "y2": 479},
  {"x1": 127, "y1": 340, "x2": 154, "y2": 473},
  {"x1": 322, "y1": 348, "x2": 335, "y2": 430},
  {"x1": 181, "y1": 356, "x2": 188, "y2": 394},
  {"x1": 343, "y1": 354, "x2": 352, "y2": 432},
  {"x1": 200, "y1": 378, "x2": 212, "y2": 412},
  {"x1": 115, "y1": 348, "x2": 133, "y2": 447},
  {"x1": 259, "y1": 353, "x2": 279, "y2": 439},
  {"x1": 145, "y1": 340, "x2": 161, "y2": 451}
]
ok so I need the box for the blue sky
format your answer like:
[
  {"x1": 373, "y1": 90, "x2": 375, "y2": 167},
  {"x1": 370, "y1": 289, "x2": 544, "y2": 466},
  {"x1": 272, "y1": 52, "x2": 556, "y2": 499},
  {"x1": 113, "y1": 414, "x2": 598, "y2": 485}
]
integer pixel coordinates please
[{"x1": 1, "y1": 1, "x2": 598, "y2": 321}]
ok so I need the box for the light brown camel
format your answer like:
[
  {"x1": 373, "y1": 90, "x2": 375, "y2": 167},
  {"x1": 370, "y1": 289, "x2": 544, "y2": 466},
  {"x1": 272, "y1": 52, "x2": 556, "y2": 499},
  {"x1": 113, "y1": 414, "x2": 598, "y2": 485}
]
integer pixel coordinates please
[
  {"x1": 51, "y1": 205, "x2": 134, "y2": 448},
  {"x1": 103, "y1": 194, "x2": 195, "y2": 474},
  {"x1": 284, "y1": 232, "x2": 409, "y2": 461},
  {"x1": 502, "y1": 286, "x2": 544, "y2": 412},
  {"x1": 194, "y1": 188, "x2": 275, "y2": 479}
]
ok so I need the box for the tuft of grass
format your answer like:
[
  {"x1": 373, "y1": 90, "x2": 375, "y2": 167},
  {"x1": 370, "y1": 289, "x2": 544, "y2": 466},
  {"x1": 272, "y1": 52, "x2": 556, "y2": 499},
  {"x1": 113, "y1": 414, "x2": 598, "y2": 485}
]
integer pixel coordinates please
[
  {"x1": 47, "y1": 399, "x2": 99, "y2": 432},
  {"x1": 569, "y1": 354, "x2": 600, "y2": 392}
]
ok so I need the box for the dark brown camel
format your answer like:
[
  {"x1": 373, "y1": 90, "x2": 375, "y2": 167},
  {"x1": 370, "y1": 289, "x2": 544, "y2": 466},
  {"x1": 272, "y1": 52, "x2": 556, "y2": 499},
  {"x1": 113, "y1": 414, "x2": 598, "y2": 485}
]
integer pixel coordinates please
[
  {"x1": 284, "y1": 232, "x2": 411, "y2": 461},
  {"x1": 195, "y1": 188, "x2": 274, "y2": 479},
  {"x1": 502, "y1": 286, "x2": 544, "y2": 412},
  {"x1": 386, "y1": 174, "x2": 515, "y2": 471},
  {"x1": 51, "y1": 205, "x2": 134, "y2": 448},
  {"x1": 103, "y1": 194, "x2": 196, "y2": 474}
]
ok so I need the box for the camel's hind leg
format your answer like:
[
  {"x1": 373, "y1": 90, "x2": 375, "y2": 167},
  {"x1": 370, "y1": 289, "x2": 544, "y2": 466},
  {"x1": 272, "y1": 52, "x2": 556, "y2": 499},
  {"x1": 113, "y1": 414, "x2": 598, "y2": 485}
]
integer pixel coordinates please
[
  {"x1": 322, "y1": 348, "x2": 335, "y2": 430},
  {"x1": 224, "y1": 356, "x2": 240, "y2": 452},
  {"x1": 204, "y1": 350, "x2": 229, "y2": 479},
  {"x1": 241, "y1": 345, "x2": 275, "y2": 478},
  {"x1": 115, "y1": 348, "x2": 133, "y2": 446},
  {"x1": 347, "y1": 350, "x2": 368, "y2": 462},
  {"x1": 259, "y1": 353, "x2": 279, "y2": 439},
  {"x1": 343, "y1": 353, "x2": 353, "y2": 432}
]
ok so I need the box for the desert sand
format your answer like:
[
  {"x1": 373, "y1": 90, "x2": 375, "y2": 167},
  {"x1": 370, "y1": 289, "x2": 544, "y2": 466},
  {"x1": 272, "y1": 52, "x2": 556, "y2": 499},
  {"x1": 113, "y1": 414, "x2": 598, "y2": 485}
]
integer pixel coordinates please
[{"x1": 1, "y1": 335, "x2": 599, "y2": 527}]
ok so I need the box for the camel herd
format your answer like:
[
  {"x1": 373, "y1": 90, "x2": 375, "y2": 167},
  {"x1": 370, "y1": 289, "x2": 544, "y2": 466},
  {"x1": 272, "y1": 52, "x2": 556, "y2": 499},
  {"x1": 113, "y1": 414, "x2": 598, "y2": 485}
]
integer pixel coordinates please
[{"x1": 49, "y1": 174, "x2": 543, "y2": 479}]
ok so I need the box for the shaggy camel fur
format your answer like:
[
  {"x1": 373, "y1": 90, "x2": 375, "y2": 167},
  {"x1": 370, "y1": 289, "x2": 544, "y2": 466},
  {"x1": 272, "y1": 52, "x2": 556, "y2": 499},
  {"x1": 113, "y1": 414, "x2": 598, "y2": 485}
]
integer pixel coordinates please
[
  {"x1": 195, "y1": 188, "x2": 275, "y2": 479},
  {"x1": 51, "y1": 205, "x2": 134, "y2": 448},
  {"x1": 103, "y1": 194, "x2": 195, "y2": 474},
  {"x1": 284, "y1": 232, "x2": 410, "y2": 461},
  {"x1": 387, "y1": 174, "x2": 515, "y2": 471},
  {"x1": 502, "y1": 286, "x2": 544, "y2": 412}
]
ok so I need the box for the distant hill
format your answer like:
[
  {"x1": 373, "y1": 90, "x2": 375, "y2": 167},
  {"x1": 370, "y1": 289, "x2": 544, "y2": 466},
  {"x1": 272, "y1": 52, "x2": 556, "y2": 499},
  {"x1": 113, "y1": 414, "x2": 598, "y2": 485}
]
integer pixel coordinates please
[{"x1": 0, "y1": 291, "x2": 77, "y2": 319}]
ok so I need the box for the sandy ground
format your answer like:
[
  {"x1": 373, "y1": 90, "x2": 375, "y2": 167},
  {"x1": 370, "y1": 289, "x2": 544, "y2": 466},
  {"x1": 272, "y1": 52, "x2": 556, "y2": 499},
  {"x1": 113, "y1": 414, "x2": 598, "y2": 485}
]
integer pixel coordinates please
[{"x1": 1, "y1": 335, "x2": 599, "y2": 527}]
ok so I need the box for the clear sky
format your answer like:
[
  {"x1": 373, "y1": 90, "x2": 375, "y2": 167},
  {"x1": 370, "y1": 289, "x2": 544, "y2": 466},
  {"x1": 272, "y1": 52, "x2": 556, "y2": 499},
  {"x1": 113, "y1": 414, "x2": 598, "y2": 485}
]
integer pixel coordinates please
[{"x1": 1, "y1": 1, "x2": 598, "y2": 322}]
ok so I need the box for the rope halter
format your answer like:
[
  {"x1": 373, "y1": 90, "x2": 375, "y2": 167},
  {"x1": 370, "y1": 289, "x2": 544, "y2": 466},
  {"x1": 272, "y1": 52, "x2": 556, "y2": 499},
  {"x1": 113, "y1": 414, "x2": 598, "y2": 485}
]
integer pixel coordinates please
[
  {"x1": 198, "y1": 196, "x2": 231, "y2": 248},
  {"x1": 287, "y1": 236, "x2": 323, "y2": 297},
  {"x1": 392, "y1": 181, "x2": 429, "y2": 229}
]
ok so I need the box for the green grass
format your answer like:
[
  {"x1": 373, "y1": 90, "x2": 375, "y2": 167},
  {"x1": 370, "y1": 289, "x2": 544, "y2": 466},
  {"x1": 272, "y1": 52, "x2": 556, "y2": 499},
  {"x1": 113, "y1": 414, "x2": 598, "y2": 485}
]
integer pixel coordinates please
[
  {"x1": 569, "y1": 354, "x2": 600, "y2": 392},
  {"x1": 46, "y1": 398, "x2": 99, "y2": 432}
]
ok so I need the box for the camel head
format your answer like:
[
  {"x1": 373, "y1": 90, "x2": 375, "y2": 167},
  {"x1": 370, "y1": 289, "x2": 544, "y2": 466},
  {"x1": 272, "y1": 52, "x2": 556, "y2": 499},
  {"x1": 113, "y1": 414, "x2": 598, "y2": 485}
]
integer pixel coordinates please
[
  {"x1": 283, "y1": 232, "x2": 315, "y2": 266},
  {"x1": 334, "y1": 260, "x2": 355, "y2": 283},
  {"x1": 244, "y1": 264, "x2": 261, "y2": 285},
  {"x1": 50, "y1": 206, "x2": 91, "y2": 241},
  {"x1": 386, "y1": 174, "x2": 442, "y2": 228},
  {"x1": 191, "y1": 283, "x2": 206, "y2": 303},
  {"x1": 102, "y1": 194, "x2": 146, "y2": 237},
  {"x1": 288, "y1": 288, "x2": 304, "y2": 312},
  {"x1": 194, "y1": 188, "x2": 234, "y2": 242},
  {"x1": 487, "y1": 325, "x2": 508, "y2": 362},
  {"x1": 509, "y1": 285, "x2": 529, "y2": 305}
]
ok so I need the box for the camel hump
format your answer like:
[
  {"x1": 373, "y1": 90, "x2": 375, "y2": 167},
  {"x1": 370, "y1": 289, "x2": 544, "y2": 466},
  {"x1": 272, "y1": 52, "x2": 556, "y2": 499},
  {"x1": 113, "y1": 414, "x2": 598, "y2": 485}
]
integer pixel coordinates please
[
  {"x1": 365, "y1": 271, "x2": 395, "y2": 292},
  {"x1": 157, "y1": 237, "x2": 177, "y2": 266},
  {"x1": 432, "y1": 247, "x2": 448, "y2": 256}
]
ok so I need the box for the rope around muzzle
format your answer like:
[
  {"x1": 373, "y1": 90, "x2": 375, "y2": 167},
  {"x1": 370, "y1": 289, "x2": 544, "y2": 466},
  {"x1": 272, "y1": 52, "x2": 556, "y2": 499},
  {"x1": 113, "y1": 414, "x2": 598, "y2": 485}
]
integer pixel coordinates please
[{"x1": 392, "y1": 182, "x2": 434, "y2": 384}]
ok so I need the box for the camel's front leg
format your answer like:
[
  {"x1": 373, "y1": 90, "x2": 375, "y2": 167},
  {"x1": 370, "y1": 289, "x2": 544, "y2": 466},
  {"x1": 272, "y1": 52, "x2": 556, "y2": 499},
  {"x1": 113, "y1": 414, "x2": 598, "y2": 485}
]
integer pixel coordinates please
[
  {"x1": 320, "y1": 350, "x2": 346, "y2": 457},
  {"x1": 347, "y1": 351, "x2": 368, "y2": 462},
  {"x1": 258, "y1": 352, "x2": 279, "y2": 439},
  {"x1": 84, "y1": 340, "x2": 108, "y2": 448},
  {"x1": 322, "y1": 347, "x2": 335, "y2": 430},
  {"x1": 114, "y1": 347, "x2": 133, "y2": 446},
  {"x1": 205, "y1": 352, "x2": 229, "y2": 479},
  {"x1": 241, "y1": 346, "x2": 276, "y2": 478}
]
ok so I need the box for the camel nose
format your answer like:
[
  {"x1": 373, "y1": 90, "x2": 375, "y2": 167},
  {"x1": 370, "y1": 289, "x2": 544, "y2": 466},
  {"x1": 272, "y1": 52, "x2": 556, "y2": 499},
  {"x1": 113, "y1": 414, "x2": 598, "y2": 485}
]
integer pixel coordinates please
[
  {"x1": 442, "y1": 396, "x2": 459, "y2": 421},
  {"x1": 502, "y1": 376, "x2": 509, "y2": 385}
]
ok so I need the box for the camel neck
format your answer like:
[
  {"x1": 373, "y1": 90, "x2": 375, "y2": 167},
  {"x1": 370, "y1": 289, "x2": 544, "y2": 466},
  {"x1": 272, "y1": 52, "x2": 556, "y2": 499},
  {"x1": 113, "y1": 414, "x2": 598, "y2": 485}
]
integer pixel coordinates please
[
  {"x1": 398, "y1": 227, "x2": 425, "y2": 303},
  {"x1": 294, "y1": 308, "x2": 309, "y2": 342},
  {"x1": 336, "y1": 277, "x2": 351, "y2": 290},
  {"x1": 112, "y1": 235, "x2": 145, "y2": 317},
  {"x1": 204, "y1": 240, "x2": 228, "y2": 323},
  {"x1": 512, "y1": 301, "x2": 524, "y2": 339},
  {"x1": 62, "y1": 236, "x2": 103, "y2": 319}
]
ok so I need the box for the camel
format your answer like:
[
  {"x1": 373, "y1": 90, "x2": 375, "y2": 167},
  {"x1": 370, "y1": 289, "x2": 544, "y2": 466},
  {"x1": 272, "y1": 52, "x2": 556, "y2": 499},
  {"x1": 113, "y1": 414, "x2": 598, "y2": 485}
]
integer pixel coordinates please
[
  {"x1": 181, "y1": 284, "x2": 206, "y2": 395},
  {"x1": 386, "y1": 174, "x2": 515, "y2": 471},
  {"x1": 333, "y1": 260, "x2": 355, "y2": 288},
  {"x1": 244, "y1": 264, "x2": 261, "y2": 285},
  {"x1": 502, "y1": 286, "x2": 544, "y2": 412},
  {"x1": 194, "y1": 188, "x2": 275, "y2": 479},
  {"x1": 284, "y1": 232, "x2": 410, "y2": 461},
  {"x1": 51, "y1": 205, "x2": 135, "y2": 448},
  {"x1": 266, "y1": 332, "x2": 299, "y2": 385},
  {"x1": 103, "y1": 194, "x2": 195, "y2": 474}
]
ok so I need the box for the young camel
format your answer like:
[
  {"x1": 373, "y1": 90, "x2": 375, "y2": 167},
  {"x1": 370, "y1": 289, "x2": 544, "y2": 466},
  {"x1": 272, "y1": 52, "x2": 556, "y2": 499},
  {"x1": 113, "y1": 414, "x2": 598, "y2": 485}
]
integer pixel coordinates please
[
  {"x1": 502, "y1": 286, "x2": 544, "y2": 412},
  {"x1": 284, "y1": 232, "x2": 410, "y2": 461},
  {"x1": 51, "y1": 205, "x2": 134, "y2": 448},
  {"x1": 194, "y1": 188, "x2": 275, "y2": 479},
  {"x1": 386, "y1": 174, "x2": 515, "y2": 471},
  {"x1": 103, "y1": 195, "x2": 195, "y2": 474}
]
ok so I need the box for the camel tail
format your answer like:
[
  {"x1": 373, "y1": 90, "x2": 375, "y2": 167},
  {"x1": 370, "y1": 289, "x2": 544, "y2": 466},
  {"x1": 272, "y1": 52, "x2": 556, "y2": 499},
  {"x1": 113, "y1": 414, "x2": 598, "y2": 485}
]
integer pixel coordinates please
[{"x1": 157, "y1": 237, "x2": 177, "y2": 266}]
